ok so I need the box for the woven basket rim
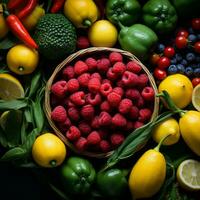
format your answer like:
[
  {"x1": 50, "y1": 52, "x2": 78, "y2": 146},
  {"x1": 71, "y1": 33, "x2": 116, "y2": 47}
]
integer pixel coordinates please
[{"x1": 44, "y1": 47, "x2": 159, "y2": 158}]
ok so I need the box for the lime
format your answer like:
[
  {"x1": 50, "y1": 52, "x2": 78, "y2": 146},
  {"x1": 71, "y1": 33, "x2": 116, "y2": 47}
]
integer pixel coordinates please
[
  {"x1": 192, "y1": 84, "x2": 200, "y2": 111},
  {"x1": 177, "y1": 159, "x2": 200, "y2": 191},
  {"x1": 0, "y1": 73, "x2": 24, "y2": 100}
]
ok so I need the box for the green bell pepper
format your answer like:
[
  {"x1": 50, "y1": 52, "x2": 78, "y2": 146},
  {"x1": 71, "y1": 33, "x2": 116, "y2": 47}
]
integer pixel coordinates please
[
  {"x1": 143, "y1": 0, "x2": 177, "y2": 34},
  {"x1": 60, "y1": 157, "x2": 96, "y2": 195},
  {"x1": 118, "y1": 23, "x2": 158, "y2": 60},
  {"x1": 170, "y1": 0, "x2": 200, "y2": 19},
  {"x1": 96, "y1": 168, "x2": 128, "y2": 198},
  {"x1": 106, "y1": 0, "x2": 141, "y2": 26}
]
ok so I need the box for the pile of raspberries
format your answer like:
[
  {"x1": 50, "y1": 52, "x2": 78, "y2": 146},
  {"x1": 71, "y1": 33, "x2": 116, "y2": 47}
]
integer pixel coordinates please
[{"x1": 50, "y1": 51, "x2": 155, "y2": 153}]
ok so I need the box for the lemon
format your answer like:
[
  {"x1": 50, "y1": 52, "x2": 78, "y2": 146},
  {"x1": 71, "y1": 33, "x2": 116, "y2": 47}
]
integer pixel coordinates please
[
  {"x1": 177, "y1": 159, "x2": 200, "y2": 191},
  {"x1": 158, "y1": 74, "x2": 193, "y2": 109},
  {"x1": 192, "y1": 84, "x2": 200, "y2": 111},
  {"x1": 152, "y1": 117, "x2": 180, "y2": 145},
  {"x1": 88, "y1": 20, "x2": 118, "y2": 47},
  {"x1": 32, "y1": 133, "x2": 67, "y2": 168},
  {"x1": 0, "y1": 73, "x2": 25, "y2": 100}
]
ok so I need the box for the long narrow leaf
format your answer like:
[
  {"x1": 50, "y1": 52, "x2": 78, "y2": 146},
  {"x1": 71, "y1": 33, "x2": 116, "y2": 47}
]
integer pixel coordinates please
[{"x1": 0, "y1": 99, "x2": 28, "y2": 110}]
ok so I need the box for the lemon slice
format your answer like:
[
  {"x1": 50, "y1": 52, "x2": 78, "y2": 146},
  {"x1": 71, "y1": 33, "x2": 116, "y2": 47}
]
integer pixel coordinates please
[
  {"x1": 192, "y1": 84, "x2": 200, "y2": 111},
  {"x1": 0, "y1": 111, "x2": 9, "y2": 130},
  {"x1": 0, "y1": 73, "x2": 24, "y2": 100},
  {"x1": 176, "y1": 159, "x2": 200, "y2": 191}
]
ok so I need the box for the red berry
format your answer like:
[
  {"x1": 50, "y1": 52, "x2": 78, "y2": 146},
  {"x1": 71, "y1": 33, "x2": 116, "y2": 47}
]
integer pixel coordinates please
[
  {"x1": 191, "y1": 18, "x2": 200, "y2": 30},
  {"x1": 51, "y1": 80, "x2": 67, "y2": 98},
  {"x1": 176, "y1": 29, "x2": 189, "y2": 38},
  {"x1": 66, "y1": 126, "x2": 81, "y2": 141},
  {"x1": 192, "y1": 78, "x2": 200, "y2": 87},
  {"x1": 107, "y1": 68, "x2": 118, "y2": 80},
  {"x1": 119, "y1": 98, "x2": 133, "y2": 114},
  {"x1": 129, "y1": 106, "x2": 139, "y2": 119},
  {"x1": 91, "y1": 116, "x2": 100, "y2": 129},
  {"x1": 78, "y1": 121, "x2": 92, "y2": 135},
  {"x1": 78, "y1": 73, "x2": 91, "y2": 88},
  {"x1": 81, "y1": 104, "x2": 95, "y2": 120},
  {"x1": 86, "y1": 93, "x2": 102, "y2": 106},
  {"x1": 98, "y1": 129, "x2": 108, "y2": 139},
  {"x1": 112, "y1": 113, "x2": 127, "y2": 127},
  {"x1": 139, "y1": 108, "x2": 152, "y2": 122},
  {"x1": 133, "y1": 121, "x2": 144, "y2": 129},
  {"x1": 76, "y1": 36, "x2": 90, "y2": 49},
  {"x1": 154, "y1": 68, "x2": 167, "y2": 80},
  {"x1": 87, "y1": 131, "x2": 101, "y2": 145},
  {"x1": 65, "y1": 99, "x2": 75, "y2": 108},
  {"x1": 109, "y1": 52, "x2": 123, "y2": 64},
  {"x1": 51, "y1": 105, "x2": 67, "y2": 123},
  {"x1": 158, "y1": 57, "x2": 171, "y2": 69},
  {"x1": 100, "y1": 82, "x2": 113, "y2": 96},
  {"x1": 58, "y1": 118, "x2": 71, "y2": 132},
  {"x1": 100, "y1": 101, "x2": 112, "y2": 112},
  {"x1": 74, "y1": 137, "x2": 88, "y2": 151},
  {"x1": 85, "y1": 57, "x2": 97, "y2": 71},
  {"x1": 141, "y1": 86, "x2": 155, "y2": 101},
  {"x1": 88, "y1": 78, "x2": 101, "y2": 93},
  {"x1": 62, "y1": 66, "x2": 75, "y2": 80},
  {"x1": 70, "y1": 91, "x2": 85, "y2": 106},
  {"x1": 138, "y1": 73, "x2": 149, "y2": 88},
  {"x1": 107, "y1": 92, "x2": 121, "y2": 107},
  {"x1": 112, "y1": 62, "x2": 126, "y2": 75},
  {"x1": 99, "y1": 111, "x2": 112, "y2": 126},
  {"x1": 194, "y1": 41, "x2": 200, "y2": 54},
  {"x1": 102, "y1": 79, "x2": 112, "y2": 85},
  {"x1": 91, "y1": 72, "x2": 102, "y2": 81},
  {"x1": 67, "y1": 79, "x2": 79, "y2": 93},
  {"x1": 149, "y1": 53, "x2": 160, "y2": 66},
  {"x1": 175, "y1": 36, "x2": 188, "y2": 49},
  {"x1": 74, "y1": 61, "x2": 88, "y2": 75},
  {"x1": 100, "y1": 140, "x2": 111, "y2": 152},
  {"x1": 97, "y1": 58, "x2": 111, "y2": 73},
  {"x1": 126, "y1": 61, "x2": 142, "y2": 73},
  {"x1": 68, "y1": 107, "x2": 80, "y2": 121},
  {"x1": 125, "y1": 121, "x2": 134, "y2": 131},
  {"x1": 122, "y1": 71, "x2": 139, "y2": 86},
  {"x1": 125, "y1": 89, "x2": 140, "y2": 100},
  {"x1": 110, "y1": 133, "x2": 125, "y2": 147},
  {"x1": 136, "y1": 96, "x2": 145, "y2": 108},
  {"x1": 163, "y1": 47, "x2": 175, "y2": 58}
]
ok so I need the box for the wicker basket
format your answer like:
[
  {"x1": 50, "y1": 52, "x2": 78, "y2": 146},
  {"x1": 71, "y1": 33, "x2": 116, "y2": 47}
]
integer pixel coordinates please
[{"x1": 45, "y1": 47, "x2": 159, "y2": 158}]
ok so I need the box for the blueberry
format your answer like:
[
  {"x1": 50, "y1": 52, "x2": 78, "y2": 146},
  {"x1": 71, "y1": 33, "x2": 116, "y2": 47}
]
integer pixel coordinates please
[
  {"x1": 170, "y1": 58, "x2": 177, "y2": 64},
  {"x1": 188, "y1": 34, "x2": 197, "y2": 42},
  {"x1": 190, "y1": 64, "x2": 197, "y2": 69},
  {"x1": 168, "y1": 65, "x2": 178, "y2": 74},
  {"x1": 175, "y1": 53, "x2": 182, "y2": 62},
  {"x1": 185, "y1": 67, "x2": 193, "y2": 77},
  {"x1": 180, "y1": 59, "x2": 188, "y2": 66},
  {"x1": 186, "y1": 53, "x2": 196, "y2": 62},
  {"x1": 157, "y1": 43, "x2": 165, "y2": 53},
  {"x1": 194, "y1": 68, "x2": 200, "y2": 77},
  {"x1": 188, "y1": 27, "x2": 194, "y2": 34},
  {"x1": 177, "y1": 64, "x2": 185, "y2": 74}
]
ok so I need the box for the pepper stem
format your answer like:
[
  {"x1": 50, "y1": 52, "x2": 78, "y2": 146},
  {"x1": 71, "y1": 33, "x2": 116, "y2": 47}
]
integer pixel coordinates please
[
  {"x1": 154, "y1": 134, "x2": 171, "y2": 152},
  {"x1": 50, "y1": 160, "x2": 57, "y2": 167},
  {"x1": 2, "y1": 4, "x2": 10, "y2": 17},
  {"x1": 118, "y1": 21, "x2": 125, "y2": 29},
  {"x1": 82, "y1": 19, "x2": 92, "y2": 27}
]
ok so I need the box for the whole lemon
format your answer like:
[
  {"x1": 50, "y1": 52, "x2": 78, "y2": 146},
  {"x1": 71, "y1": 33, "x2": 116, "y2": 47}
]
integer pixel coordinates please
[
  {"x1": 152, "y1": 117, "x2": 180, "y2": 145},
  {"x1": 7, "y1": 44, "x2": 39, "y2": 75},
  {"x1": 158, "y1": 74, "x2": 193, "y2": 109},
  {"x1": 88, "y1": 20, "x2": 118, "y2": 47},
  {"x1": 32, "y1": 133, "x2": 67, "y2": 167}
]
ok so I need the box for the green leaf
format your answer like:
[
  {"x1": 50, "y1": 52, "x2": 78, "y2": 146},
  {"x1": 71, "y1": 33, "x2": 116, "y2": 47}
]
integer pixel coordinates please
[
  {"x1": 46, "y1": 0, "x2": 53, "y2": 12},
  {"x1": 20, "y1": 114, "x2": 28, "y2": 144},
  {"x1": 0, "y1": 99, "x2": 28, "y2": 110},
  {"x1": 0, "y1": 147, "x2": 27, "y2": 162},
  {"x1": 0, "y1": 126, "x2": 8, "y2": 147},
  {"x1": 0, "y1": 35, "x2": 17, "y2": 49}
]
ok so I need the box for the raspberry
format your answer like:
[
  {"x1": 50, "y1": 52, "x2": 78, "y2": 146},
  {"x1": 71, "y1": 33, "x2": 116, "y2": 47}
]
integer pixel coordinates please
[
  {"x1": 100, "y1": 82, "x2": 112, "y2": 96},
  {"x1": 91, "y1": 72, "x2": 102, "y2": 81},
  {"x1": 78, "y1": 121, "x2": 91, "y2": 136},
  {"x1": 67, "y1": 79, "x2": 79, "y2": 93},
  {"x1": 107, "y1": 68, "x2": 118, "y2": 80},
  {"x1": 125, "y1": 89, "x2": 140, "y2": 101},
  {"x1": 88, "y1": 78, "x2": 101, "y2": 93},
  {"x1": 66, "y1": 126, "x2": 81, "y2": 141},
  {"x1": 86, "y1": 93, "x2": 102, "y2": 106},
  {"x1": 81, "y1": 104, "x2": 95, "y2": 120},
  {"x1": 98, "y1": 111, "x2": 112, "y2": 126},
  {"x1": 122, "y1": 71, "x2": 139, "y2": 87},
  {"x1": 65, "y1": 99, "x2": 75, "y2": 108},
  {"x1": 102, "y1": 79, "x2": 112, "y2": 85},
  {"x1": 141, "y1": 87, "x2": 155, "y2": 101},
  {"x1": 110, "y1": 133, "x2": 125, "y2": 147},
  {"x1": 109, "y1": 52, "x2": 123, "y2": 64},
  {"x1": 112, "y1": 113, "x2": 127, "y2": 127},
  {"x1": 116, "y1": 80, "x2": 124, "y2": 87},
  {"x1": 138, "y1": 73, "x2": 149, "y2": 88},
  {"x1": 51, "y1": 105, "x2": 67, "y2": 122},
  {"x1": 100, "y1": 101, "x2": 112, "y2": 112},
  {"x1": 87, "y1": 131, "x2": 101, "y2": 145},
  {"x1": 74, "y1": 137, "x2": 88, "y2": 151},
  {"x1": 58, "y1": 118, "x2": 71, "y2": 132},
  {"x1": 85, "y1": 57, "x2": 97, "y2": 71},
  {"x1": 125, "y1": 121, "x2": 134, "y2": 131},
  {"x1": 91, "y1": 116, "x2": 100, "y2": 129},
  {"x1": 74, "y1": 61, "x2": 88, "y2": 75},
  {"x1": 70, "y1": 91, "x2": 85, "y2": 106},
  {"x1": 97, "y1": 58, "x2": 110, "y2": 73},
  {"x1": 78, "y1": 73, "x2": 90, "y2": 88},
  {"x1": 126, "y1": 61, "x2": 142, "y2": 74},
  {"x1": 133, "y1": 121, "x2": 144, "y2": 129},
  {"x1": 62, "y1": 66, "x2": 75, "y2": 80},
  {"x1": 68, "y1": 107, "x2": 80, "y2": 121},
  {"x1": 107, "y1": 92, "x2": 121, "y2": 107},
  {"x1": 119, "y1": 98, "x2": 133, "y2": 114},
  {"x1": 136, "y1": 96, "x2": 144, "y2": 108},
  {"x1": 100, "y1": 140, "x2": 111, "y2": 152},
  {"x1": 51, "y1": 80, "x2": 67, "y2": 98},
  {"x1": 76, "y1": 36, "x2": 90, "y2": 49},
  {"x1": 112, "y1": 62, "x2": 126, "y2": 75},
  {"x1": 129, "y1": 106, "x2": 139, "y2": 119},
  {"x1": 112, "y1": 87, "x2": 124, "y2": 96},
  {"x1": 98, "y1": 129, "x2": 108, "y2": 139},
  {"x1": 139, "y1": 108, "x2": 152, "y2": 122}
]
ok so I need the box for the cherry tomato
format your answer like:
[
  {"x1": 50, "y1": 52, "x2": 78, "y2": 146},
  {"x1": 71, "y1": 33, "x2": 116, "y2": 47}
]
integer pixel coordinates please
[
  {"x1": 191, "y1": 18, "x2": 200, "y2": 30},
  {"x1": 157, "y1": 57, "x2": 171, "y2": 69},
  {"x1": 149, "y1": 53, "x2": 160, "y2": 65},
  {"x1": 164, "y1": 47, "x2": 175, "y2": 58},
  {"x1": 175, "y1": 36, "x2": 188, "y2": 49},
  {"x1": 176, "y1": 29, "x2": 189, "y2": 38},
  {"x1": 192, "y1": 78, "x2": 200, "y2": 87},
  {"x1": 154, "y1": 68, "x2": 167, "y2": 80},
  {"x1": 194, "y1": 41, "x2": 200, "y2": 54}
]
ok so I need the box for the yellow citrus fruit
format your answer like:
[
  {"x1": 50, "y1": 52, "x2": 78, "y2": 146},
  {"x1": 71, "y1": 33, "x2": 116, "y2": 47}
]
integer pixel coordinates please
[
  {"x1": 0, "y1": 111, "x2": 9, "y2": 130},
  {"x1": 152, "y1": 117, "x2": 180, "y2": 145},
  {"x1": 192, "y1": 84, "x2": 200, "y2": 111},
  {"x1": 158, "y1": 74, "x2": 193, "y2": 109},
  {"x1": 7, "y1": 44, "x2": 39, "y2": 75},
  {"x1": 32, "y1": 133, "x2": 67, "y2": 168},
  {"x1": 0, "y1": 73, "x2": 24, "y2": 100},
  {"x1": 0, "y1": 4, "x2": 9, "y2": 39},
  {"x1": 177, "y1": 159, "x2": 200, "y2": 191},
  {"x1": 88, "y1": 20, "x2": 118, "y2": 47}
]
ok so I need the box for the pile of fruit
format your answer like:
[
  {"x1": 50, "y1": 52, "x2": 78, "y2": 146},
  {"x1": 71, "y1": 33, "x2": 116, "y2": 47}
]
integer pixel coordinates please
[{"x1": 0, "y1": 0, "x2": 200, "y2": 200}]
